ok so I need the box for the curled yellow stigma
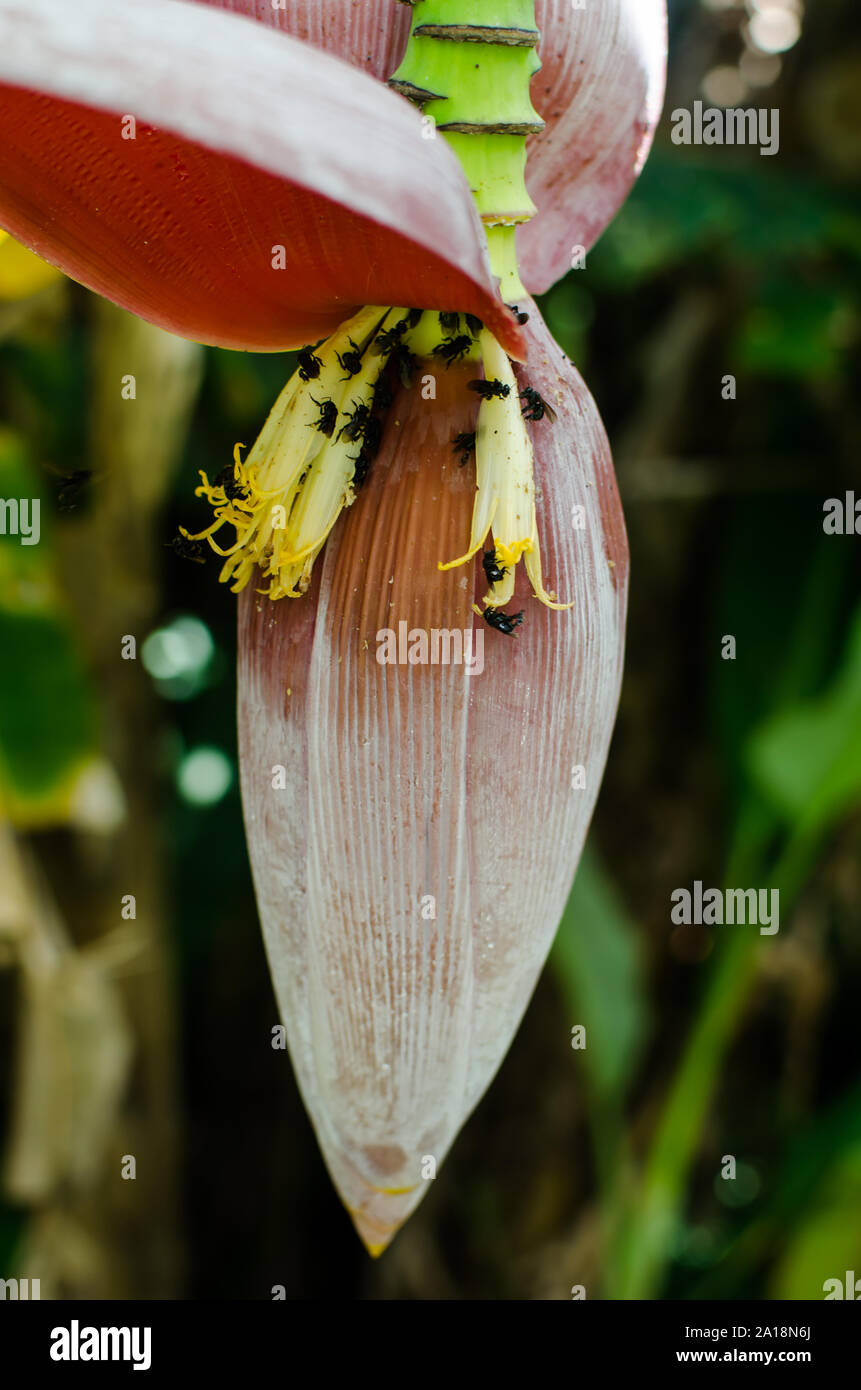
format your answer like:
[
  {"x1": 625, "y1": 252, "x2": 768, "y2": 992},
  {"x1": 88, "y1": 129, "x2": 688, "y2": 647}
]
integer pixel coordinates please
[
  {"x1": 439, "y1": 330, "x2": 571, "y2": 612},
  {"x1": 181, "y1": 305, "x2": 400, "y2": 600}
]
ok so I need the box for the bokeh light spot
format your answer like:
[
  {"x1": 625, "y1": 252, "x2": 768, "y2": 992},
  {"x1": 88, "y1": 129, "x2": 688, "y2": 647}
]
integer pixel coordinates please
[
  {"x1": 748, "y1": 6, "x2": 802, "y2": 54},
  {"x1": 142, "y1": 614, "x2": 215, "y2": 699},
  {"x1": 177, "y1": 746, "x2": 233, "y2": 806},
  {"x1": 702, "y1": 65, "x2": 749, "y2": 106}
]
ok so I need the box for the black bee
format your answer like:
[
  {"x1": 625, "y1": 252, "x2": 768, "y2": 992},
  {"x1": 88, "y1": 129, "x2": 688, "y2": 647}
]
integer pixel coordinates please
[
  {"x1": 373, "y1": 376, "x2": 394, "y2": 412},
  {"x1": 52, "y1": 469, "x2": 93, "y2": 513},
  {"x1": 297, "y1": 347, "x2": 322, "y2": 381},
  {"x1": 392, "y1": 343, "x2": 417, "y2": 389},
  {"x1": 482, "y1": 550, "x2": 507, "y2": 586},
  {"x1": 406, "y1": 308, "x2": 423, "y2": 328},
  {"x1": 507, "y1": 303, "x2": 530, "y2": 326},
  {"x1": 520, "y1": 385, "x2": 557, "y2": 423},
  {"x1": 337, "y1": 401, "x2": 371, "y2": 442},
  {"x1": 362, "y1": 416, "x2": 383, "y2": 454},
  {"x1": 468, "y1": 378, "x2": 510, "y2": 400},
  {"x1": 337, "y1": 338, "x2": 363, "y2": 379},
  {"x1": 353, "y1": 428, "x2": 382, "y2": 487},
  {"x1": 438, "y1": 311, "x2": 460, "y2": 334},
  {"x1": 213, "y1": 464, "x2": 246, "y2": 501},
  {"x1": 452, "y1": 431, "x2": 475, "y2": 467},
  {"x1": 352, "y1": 446, "x2": 372, "y2": 489},
  {"x1": 465, "y1": 314, "x2": 483, "y2": 336},
  {"x1": 372, "y1": 322, "x2": 407, "y2": 356},
  {"x1": 166, "y1": 532, "x2": 207, "y2": 564},
  {"x1": 433, "y1": 334, "x2": 474, "y2": 367},
  {"x1": 309, "y1": 396, "x2": 338, "y2": 437},
  {"x1": 483, "y1": 606, "x2": 524, "y2": 636}
]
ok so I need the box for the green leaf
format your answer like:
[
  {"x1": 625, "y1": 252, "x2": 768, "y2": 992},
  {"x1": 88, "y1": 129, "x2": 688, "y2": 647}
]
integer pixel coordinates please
[
  {"x1": 747, "y1": 603, "x2": 861, "y2": 833},
  {"x1": 733, "y1": 279, "x2": 849, "y2": 381},
  {"x1": 0, "y1": 428, "x2": 99, "y2": 826},
  {"x1": 710, "y1": 503, "x2": 851, "y2": 807},
  {"x1": 551, "y1": 844, "x2": 647, "y2": 1103},
  {"x1": 687, "y1": 1086, "x2": 861, "y2": 1299},
  {"x1": 591, "y1": 153, "x2": 861, "y2": 288},
  {"x1": 769, "y1": 1145, "x2": 861, "y2": 1300}
]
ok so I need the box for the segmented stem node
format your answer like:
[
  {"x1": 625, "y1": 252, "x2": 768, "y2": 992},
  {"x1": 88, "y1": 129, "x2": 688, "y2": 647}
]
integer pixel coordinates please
[{"x1": 389, "y1": 0, "x2": 543, "y2": 302}]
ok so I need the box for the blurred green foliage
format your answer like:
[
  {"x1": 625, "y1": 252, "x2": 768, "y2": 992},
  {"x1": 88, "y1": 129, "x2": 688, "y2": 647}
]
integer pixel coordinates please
[
  {"x1": 0, "y1": 430, "x2": 98, "y2": 824},
  {"x1": 553, "y1": 846, "x2": 647, "y2": 1107}
]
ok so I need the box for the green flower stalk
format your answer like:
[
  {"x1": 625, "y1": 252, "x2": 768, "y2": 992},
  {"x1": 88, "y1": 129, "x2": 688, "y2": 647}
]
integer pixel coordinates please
[{"x1": 390, "y1": 0, "x2": 544, "y2": 304}]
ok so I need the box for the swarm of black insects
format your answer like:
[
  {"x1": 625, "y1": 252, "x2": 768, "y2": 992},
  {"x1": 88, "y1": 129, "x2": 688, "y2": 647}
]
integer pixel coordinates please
[
  {"x1": 350, "y1": 415, "x2": 383, "y2": 488},
  {"x1": 294, "y1": 309, "x2": 491, "y2": 496},
  {"x1": 347, "y1": 345, "x2": 409, "y2": 489}
]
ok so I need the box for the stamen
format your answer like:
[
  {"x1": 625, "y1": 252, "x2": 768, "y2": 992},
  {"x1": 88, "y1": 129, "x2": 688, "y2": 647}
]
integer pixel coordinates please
[
  {"x1": 438, "y1": 330, "x2": 572, "y2": 612},
  {"x1": 187, "y1": 301, "x2": 570, "y2": 614},
  {"x1": 183, "y1": 305, "x2": 400, "y2": 600}
]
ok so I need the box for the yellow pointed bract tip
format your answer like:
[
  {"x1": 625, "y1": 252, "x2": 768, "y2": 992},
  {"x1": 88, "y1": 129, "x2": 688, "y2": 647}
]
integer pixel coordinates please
[{"x1": 347, "y1": 1201, "x2": 405, "y2": 1258}]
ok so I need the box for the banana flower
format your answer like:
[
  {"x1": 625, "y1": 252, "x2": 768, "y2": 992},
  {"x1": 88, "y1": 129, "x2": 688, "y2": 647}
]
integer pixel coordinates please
[{"x1": 0, "y1": 0, "x2": 665, "y2": 1252}]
